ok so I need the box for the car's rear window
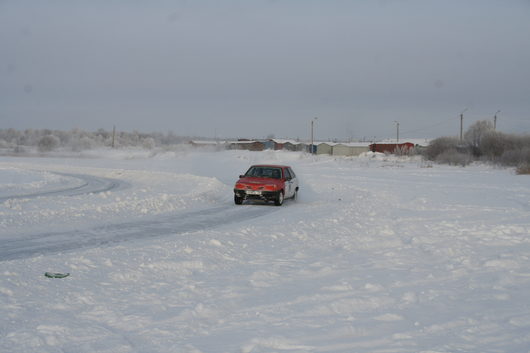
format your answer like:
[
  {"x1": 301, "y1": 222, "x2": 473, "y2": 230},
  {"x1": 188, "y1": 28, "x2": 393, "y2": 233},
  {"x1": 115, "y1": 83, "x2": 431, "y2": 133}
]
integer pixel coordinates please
[{"x1": 245, "y1": 167, "x2": 282, "y2": 179}]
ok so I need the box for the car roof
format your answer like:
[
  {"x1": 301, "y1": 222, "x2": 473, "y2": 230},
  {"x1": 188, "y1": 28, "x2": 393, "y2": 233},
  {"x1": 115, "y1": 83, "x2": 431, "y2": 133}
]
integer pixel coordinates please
[{"x1": 250, "y1": 164, "x2": 291, "y2": 168}]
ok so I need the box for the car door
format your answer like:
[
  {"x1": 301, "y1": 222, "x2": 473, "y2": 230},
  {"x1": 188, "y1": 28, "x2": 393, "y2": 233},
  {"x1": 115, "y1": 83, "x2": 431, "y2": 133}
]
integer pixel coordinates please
[
  {"x1": 283, "y1": 167, "x2": 293, "y2": 198},
  {"x1": 287, "y1": 167, "x2": 298, "y2": 195}
]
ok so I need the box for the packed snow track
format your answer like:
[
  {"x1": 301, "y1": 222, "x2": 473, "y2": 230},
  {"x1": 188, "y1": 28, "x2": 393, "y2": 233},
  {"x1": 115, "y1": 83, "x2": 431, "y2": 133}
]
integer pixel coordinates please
[
  {"x1": 0, "y1": 205, "x2": 277, "y2": 261},
  {"x1": 0, "y1": 171, "x2": 126, "y2": 203},
  {"x1": 0, "y1": 166, "x2": 278, "y2": 261}
]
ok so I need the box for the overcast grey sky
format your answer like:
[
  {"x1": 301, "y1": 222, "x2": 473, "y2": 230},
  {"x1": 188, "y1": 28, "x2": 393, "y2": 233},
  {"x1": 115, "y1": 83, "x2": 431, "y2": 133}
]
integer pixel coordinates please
[{"x1": 1, "y1": 0, "x2": 529, "y2": 141}]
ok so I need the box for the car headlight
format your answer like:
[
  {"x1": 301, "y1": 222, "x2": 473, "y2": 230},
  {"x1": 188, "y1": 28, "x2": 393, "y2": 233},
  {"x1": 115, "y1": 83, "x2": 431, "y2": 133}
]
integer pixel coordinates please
[{"x1": 264, "y1": 184, "x2": 278, "y2": 191}]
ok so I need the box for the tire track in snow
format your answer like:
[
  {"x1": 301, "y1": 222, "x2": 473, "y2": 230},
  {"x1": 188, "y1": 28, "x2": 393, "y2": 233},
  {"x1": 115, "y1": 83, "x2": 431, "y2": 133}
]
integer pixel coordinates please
[
  {"x1": 0, "y1": 172, "x2": 127, "y2": 202},
  {"x1": 0, "y1": 205, "x2": 278, "y2": 261}
]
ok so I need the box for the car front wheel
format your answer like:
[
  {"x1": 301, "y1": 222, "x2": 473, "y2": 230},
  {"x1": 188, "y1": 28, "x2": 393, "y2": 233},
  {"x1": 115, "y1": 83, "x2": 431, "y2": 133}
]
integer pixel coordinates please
[
  {"x1": 274, "y1": 191, "x2": 284, "y2": 206},
  {"x1": 234, "y1": 195, "x2": 243, "y2": 205}
]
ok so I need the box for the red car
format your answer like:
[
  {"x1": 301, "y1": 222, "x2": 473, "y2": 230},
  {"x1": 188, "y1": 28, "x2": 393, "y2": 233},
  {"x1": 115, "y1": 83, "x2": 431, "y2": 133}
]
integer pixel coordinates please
[{"x1": 234, "y1": 164, "x2": 299, "y2": 206}]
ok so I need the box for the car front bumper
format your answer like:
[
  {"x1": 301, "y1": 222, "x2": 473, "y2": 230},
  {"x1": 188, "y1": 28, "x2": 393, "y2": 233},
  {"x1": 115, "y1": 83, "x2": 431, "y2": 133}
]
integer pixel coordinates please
[{"x1": 234, "y1": 189, "x2": 280, "y2": 201}]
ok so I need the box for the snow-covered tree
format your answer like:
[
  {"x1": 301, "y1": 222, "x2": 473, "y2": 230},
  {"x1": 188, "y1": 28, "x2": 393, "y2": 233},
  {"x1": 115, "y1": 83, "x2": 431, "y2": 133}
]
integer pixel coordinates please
[{"x1": 37, "y1": 135, "x2": 60, "y2": 152}]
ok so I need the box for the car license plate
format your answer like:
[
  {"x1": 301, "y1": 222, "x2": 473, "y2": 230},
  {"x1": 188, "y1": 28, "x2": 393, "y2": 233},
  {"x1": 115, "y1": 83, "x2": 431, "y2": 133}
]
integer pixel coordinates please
[{"x1": 246, "y1": 190, "x2": 262, "y2": 195}]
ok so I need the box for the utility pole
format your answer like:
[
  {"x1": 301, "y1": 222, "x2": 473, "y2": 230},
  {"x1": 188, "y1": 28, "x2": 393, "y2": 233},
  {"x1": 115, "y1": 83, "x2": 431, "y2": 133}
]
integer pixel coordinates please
[
  {"x1": 112, "y1": 125, "x2": 116, "y2": 148},
  {"x1": 494, "y1": 110, "x2": 500, "y2": 130},
  {"x1": 394, "y1": 121, "x2": 400, "y2": 143},
  {"x1": 460, "y1": 113, "x2": 464, "y2": 142},
  {"x1": 310, "y1": 117, "x2": 318, "y2": 154},
  {"x1": 460, "y1": 108, "x2": 468, "y2": 142}
]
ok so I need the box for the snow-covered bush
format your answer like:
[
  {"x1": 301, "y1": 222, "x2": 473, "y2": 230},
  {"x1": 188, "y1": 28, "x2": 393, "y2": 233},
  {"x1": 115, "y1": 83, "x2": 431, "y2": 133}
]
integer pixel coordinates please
[
  {"x1": 500, "y1": 147, "x2": 530, "y2": 167},
  {"x1": 479, "y1": 131, "x2": 514, "y2": 160},
  {"x1": 37, "y1": 135, "x2": 60, "y2": 152},
  {"x1": 70, "y1": 136, "x2": 98, "y2": 151},
  {"x1": 435, "y1": 149, "x2": 473, "y2": 166},
  {"x1": 425, "y1": 122, "x2": 530, "y2": 171},
  {"x1": 142, "y1": 137, "x2": 156, "y2": 150},
  {"x1": 14, "y1": 145, "x2": 26, "y2": 154},
  {"x1": 394, "y1": 145, "x2": 417, "y2": 156},
  {"x1": 517, "y1": 163, "x2": 530, "y2": 175},
  {"x1": 0, "y1": 128, "x2": 192, "y2": 153},
  {"x1": 424, "y1": 136, "x2": 462, "y2": 161},
  {"x1": 465, "y1": 120, "x2": 493, "y2": 156}
]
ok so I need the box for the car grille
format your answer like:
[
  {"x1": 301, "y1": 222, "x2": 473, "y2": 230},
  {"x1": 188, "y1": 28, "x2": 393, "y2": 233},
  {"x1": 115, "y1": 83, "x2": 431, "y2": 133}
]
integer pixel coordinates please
[{"x1": 246, "y1": 186, "x2": 264, "y2": 190}]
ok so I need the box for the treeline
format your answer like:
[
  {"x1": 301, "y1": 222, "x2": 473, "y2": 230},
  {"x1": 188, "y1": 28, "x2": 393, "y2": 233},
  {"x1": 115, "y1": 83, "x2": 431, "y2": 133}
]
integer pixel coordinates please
[
  {"x1": 0, "y1": 128, "x2": 190, "y2": 152},
  {"x1": 425, "y1": 120, "x2": 530, "y2": 174}
]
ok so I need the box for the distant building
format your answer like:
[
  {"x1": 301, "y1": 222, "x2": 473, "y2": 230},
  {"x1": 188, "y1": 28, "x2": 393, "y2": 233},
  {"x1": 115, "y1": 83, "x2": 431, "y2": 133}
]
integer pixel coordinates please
[
  {"x1": 262, "y1": 140, "x2": 278, "y2": 150},
  {"x1": 376, "y1": 139, "x2": 431, "y2": 147},
  {"x1": 188, "y1": 138, "x2": 429, "y2": 155},
  {"x1": 227, "y1": 140, "x2": 265, "y2": 151},
  {"x1": 283, "y1": 141, "x2": 306, "y2": 152},
  {"x1": 316, "y1": 142, "x2": 334, "y2": 155},
  {"x1": 269, "y1": 139, "x2": 306, "y2": 152},
  {"x1": 188, "y1": 140, "x2": 225, "y2": 150},
  {"x1": 332, "y1": 143, "x2": 371, "y2": 156},
  {"x1": 369, "y1": 142, "x2": 415, "y2": 154}
]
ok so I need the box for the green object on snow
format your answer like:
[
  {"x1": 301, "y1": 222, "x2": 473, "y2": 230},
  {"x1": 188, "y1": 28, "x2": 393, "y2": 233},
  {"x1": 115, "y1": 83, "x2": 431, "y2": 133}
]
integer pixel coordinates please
[{"x1": 44, "y1": 272, "x2": 70, "y2": 278}]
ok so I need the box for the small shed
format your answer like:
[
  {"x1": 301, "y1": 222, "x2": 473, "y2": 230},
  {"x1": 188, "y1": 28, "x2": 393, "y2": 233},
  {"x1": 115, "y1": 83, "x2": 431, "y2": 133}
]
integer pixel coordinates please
[
  {"x1": 281, "y1": 140, "x2": 306, "y2": 152},
  {"x1": 295, "y1": 142, "x2": 308, "y2": 152},
  {"x1": 228, "y1": 140, "x2": 265, "y2": 151},
  {"x1": 316, "y1": 143, "x2": 334, "y2": 155},
  {"x1": 261, "y1": 140, "x2": 276, "y2": 150},
  {"x1": 351, "y1": 145, "x2": 371, "y2": 156},
  {"x1": 332, "y1": 143, "x2": 370, "y2": 156},
  {"x1": 283, "y1": 142, "x2": 297, "y2": 151},
  {"x1": 332, "y1": 144, "x2": 352, "y2": 156},
  {"x1": 268, "y1": 139, "x2": 287, "y2": 150}
]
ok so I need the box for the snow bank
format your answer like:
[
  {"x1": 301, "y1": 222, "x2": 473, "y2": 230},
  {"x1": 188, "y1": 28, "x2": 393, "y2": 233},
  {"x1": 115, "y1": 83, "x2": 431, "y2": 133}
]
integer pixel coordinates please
[{"x1": 0, "y1": 160, "x2": 231, "y2": 235}]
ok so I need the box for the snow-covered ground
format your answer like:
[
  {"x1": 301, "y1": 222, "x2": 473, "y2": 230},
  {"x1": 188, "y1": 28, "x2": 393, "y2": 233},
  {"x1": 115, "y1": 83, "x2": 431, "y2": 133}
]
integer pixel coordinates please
[{"x1": 1, "y1": 150, "x2": 530, "y2": 353}]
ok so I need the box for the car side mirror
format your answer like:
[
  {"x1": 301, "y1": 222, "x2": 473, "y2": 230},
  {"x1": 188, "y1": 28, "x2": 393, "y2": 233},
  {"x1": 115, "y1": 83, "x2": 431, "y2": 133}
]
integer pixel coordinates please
[{"x1": 239, "y1": 175, "x2": 244, "y2": 178}]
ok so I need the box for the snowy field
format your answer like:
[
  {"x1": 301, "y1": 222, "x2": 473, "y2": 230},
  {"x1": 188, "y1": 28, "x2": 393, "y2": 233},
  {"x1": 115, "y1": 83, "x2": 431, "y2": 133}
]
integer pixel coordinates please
[{"x1": 1, "y1": 149, "x2": 530, "y2": 353}]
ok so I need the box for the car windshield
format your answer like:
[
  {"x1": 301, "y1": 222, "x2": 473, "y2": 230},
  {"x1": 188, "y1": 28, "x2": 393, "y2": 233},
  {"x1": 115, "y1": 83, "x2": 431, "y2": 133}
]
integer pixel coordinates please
[{"x1": 245, "y1": 167, "x2": 282, "y2": 179}]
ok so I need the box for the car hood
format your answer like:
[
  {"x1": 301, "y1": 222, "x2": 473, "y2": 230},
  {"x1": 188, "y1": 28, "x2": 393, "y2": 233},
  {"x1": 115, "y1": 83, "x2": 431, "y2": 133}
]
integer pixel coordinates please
[{"x1": 237, "y1": 177, "x2": 283, "y2": 186}]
